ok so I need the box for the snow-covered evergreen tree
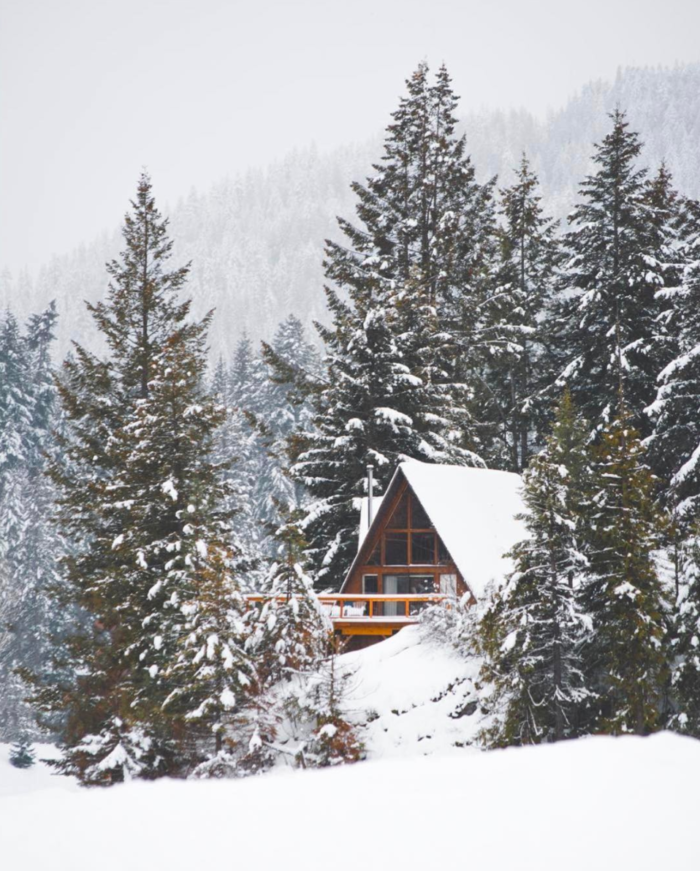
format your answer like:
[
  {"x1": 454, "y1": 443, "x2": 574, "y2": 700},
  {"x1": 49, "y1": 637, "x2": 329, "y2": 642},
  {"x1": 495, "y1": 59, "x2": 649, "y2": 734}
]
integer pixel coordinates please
[
  {"x1": 249, "y1": 504, "x2": 331, "y2": 689},
  {"x1": 668, "y1": 526, "x2": 700, "y2": 736},
  {"x1": 210, "y1": 336, "x2": 266, "y2": 581},
  {"x1": 482, "y1": 156, "x2": 561, "y2": 471},
  {"x1": 294, "y1": 639, "x2": 364, "y2": 768},
  {"x1": 0, "y1": 311, "x2": 34, "y2": 489},
  {"x1": 34, "y1": 174, "x2": 245, "y2": 784},
  {"x1": 9, "y1": 736, "x2": 35, "y2": 769},
  {"x1": 0, "y1": 303, "x2": 64, "y2": 742},
  {"x1": 283, "y1": 63, "x2": 496, "y2": 588},
  {"x1": 257, "y1": 315, "x2": 320, "y2": 522},
  {"x1": 480, "y1": 391, "x2": 593, "y2": 745},
  {"x1": 161, "y1": 546, "x2": 266, "y2": 778},
  {"x1": 583, "y1": 411, "x2": 670, "y2": 734},
  {"x1": 553, "y1": 111, "x2": 676, "y2": 435},
  {"x1": 647, "y1": 198, "x2": 700, "y2": 510}
]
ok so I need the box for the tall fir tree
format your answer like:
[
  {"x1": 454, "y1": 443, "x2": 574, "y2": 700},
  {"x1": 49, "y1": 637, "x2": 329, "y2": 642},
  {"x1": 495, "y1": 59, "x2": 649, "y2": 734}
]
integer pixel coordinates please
[
  {"x1": 480, "y1": 391, "x2": 593, "y2": 746},
  {"x1": 647, "y1": 197, "x2": 700, "y2": 511},
  {"x1": 552, "y1": 111, "x2": 675, "y2": 436},
  {"x1": 277, "y1": 63, "x2": 497, "y2": 588},
  {"x1": 33, "y1": 174, "x2": 245, "y2": 784},
  {"x1": 583, "y1": 411, "x2": 670, "y2": 734},
  {"x1": 481, "y1": 155, "x2": 561, "y2": 471}
]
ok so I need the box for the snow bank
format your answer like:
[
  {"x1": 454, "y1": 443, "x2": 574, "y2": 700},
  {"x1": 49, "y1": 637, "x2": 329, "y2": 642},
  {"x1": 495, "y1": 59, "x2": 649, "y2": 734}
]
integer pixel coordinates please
[
  {"x1": 4, "y1": 633, "x2": 697, "y2": 869},
  {"x1": 2, "y1": 733, "x2": 699, "y2": 869},
  {"x1": 341, "y1": 626, "x2": 483, "y2": 757}
]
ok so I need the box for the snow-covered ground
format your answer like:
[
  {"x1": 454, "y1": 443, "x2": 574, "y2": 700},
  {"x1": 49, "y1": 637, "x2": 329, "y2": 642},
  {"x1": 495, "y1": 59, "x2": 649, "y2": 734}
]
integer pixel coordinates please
[
  {"x1": 3, "y1": 629, "x2": 699, "y2": 869},
  {"x1": 341, "y1": 625, "x2": 483, "y2": 757},
  {"x1": 2, "y1": 731, "x2": 699, "y2": 869}
]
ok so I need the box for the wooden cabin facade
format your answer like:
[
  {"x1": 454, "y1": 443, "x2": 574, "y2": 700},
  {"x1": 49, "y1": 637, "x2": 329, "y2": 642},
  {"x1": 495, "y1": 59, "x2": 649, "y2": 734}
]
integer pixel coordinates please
[
  {"x1": 332, "y1": 461, "x2": 526, "y2": 647},
  {"x1": 340, "y1": 470, "x2": 471, "y2": 605}
]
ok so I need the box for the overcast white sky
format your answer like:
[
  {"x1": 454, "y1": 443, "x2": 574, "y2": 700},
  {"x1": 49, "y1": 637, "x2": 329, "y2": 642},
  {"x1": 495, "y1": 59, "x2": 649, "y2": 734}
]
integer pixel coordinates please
[{"x1": 1, "y1": 0, "x2": 699, "y2": 274}]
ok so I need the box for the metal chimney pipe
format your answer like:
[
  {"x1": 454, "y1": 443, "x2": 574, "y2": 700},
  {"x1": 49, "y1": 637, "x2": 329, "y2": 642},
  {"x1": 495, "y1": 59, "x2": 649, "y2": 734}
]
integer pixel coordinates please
[{"x1": 367, "y1": 464, "x2": 374, "y2": 528}]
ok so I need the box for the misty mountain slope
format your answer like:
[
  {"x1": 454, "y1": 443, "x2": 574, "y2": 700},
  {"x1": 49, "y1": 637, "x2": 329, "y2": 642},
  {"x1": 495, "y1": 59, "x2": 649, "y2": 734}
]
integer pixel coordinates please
[
  {"x1": 2, "y1": 64, "x2": 699, "y2": 359},
  {"x1": 471, "y1": 64, "x2": 700, "y2": 215}
]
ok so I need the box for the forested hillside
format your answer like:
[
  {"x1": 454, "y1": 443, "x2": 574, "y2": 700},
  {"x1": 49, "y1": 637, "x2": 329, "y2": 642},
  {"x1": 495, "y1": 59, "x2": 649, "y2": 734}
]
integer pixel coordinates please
[
  {"x1": 1, "y1": 64, "x2": 699, "y2": 360},
  {"x1": 3, "y1": 58, "x2": 700, "y2": 783}
]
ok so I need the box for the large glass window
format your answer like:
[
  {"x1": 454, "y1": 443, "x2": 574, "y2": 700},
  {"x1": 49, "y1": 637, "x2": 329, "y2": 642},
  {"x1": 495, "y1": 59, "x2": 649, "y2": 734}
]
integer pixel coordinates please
[
  {"x1": 411, "y1": 532, "x2": 435, "y2": 564},
  {"x1": 366, "y1": 543, "x2": 381, "y2": 566},
  {"x1": 387, "y1": 493, "x2": 409, "y2": 528},
  {"x1": 384, "y1": 532, "x2": 408, "y2": 565},
  {"x1": 409, "y1": 574, "x2": 434, "y2": 594},
  {"x1": 362, "y1": 575, "x2": 378, "y2": 594}
]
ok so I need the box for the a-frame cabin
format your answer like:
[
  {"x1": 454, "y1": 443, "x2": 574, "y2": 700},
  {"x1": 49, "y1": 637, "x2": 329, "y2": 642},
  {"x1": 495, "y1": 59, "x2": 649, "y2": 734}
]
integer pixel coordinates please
[{"x1": 336, "y1": 461, "x2": 525, "y2": 644}]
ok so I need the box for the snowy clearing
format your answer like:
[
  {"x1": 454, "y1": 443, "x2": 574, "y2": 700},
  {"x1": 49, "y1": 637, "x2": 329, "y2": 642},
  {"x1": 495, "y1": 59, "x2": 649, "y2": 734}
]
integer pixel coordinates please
[{"x1": 2, "y1": 732, "x2": 699, "y2": 869}]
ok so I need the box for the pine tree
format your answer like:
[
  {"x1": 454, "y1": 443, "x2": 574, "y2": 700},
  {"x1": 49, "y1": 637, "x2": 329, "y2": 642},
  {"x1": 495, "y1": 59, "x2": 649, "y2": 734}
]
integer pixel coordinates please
[
  {"x1": 210, "y1": 336, "x2": 266, "y2": 580},
  {"x1": 279, "y1": 63, "x2": 496, "y2": 588},
  {"x1": 583, "y1": 411, "x2": 670, "y2": 734},
  {"x1": 161, "y1": 546, "x2": 265, "y2": 778},
  {"x1": 480, "y1": 391, "x2": 593, "y2": 746},
  {"x1": 0, "y1": 311, "x2": 34, "y2": 490},
  {"x1": 669, "y1": 525, "x2": 700, "y2": 736},
  {"x1": 481, "y1": 156, "x2": 561, "y2": 471},
  {"x1": 25, "y1": 301, "x2": 59, "y2": 468},
  {"x1": 647, "y1": 197, "x2": 700, "y2": 511},
  {"x1": 250, "y1": 504, "x2": 331, "y2": 689},
  {"x1": 257, "y1": 315, "x2": 320, "y2": 524},
  {"x1": 33, "y1": 174, "x2": 241, "y2": 784},
  {"x1": 0, "y1": 304, "x2": 64, "y2": 742},
  {"x1": 553, "y1": 111, "x2": 674, "y2": 435}
]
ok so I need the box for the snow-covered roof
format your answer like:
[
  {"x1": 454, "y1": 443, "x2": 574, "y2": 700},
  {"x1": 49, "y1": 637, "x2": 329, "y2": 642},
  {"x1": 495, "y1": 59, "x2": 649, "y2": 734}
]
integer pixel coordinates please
[
  {"x1": 401, "y1": 462, "x2": 526, "y2": 599},
  {"x1": 345, "y1": 461, "x2": 527, "y2": 600}
]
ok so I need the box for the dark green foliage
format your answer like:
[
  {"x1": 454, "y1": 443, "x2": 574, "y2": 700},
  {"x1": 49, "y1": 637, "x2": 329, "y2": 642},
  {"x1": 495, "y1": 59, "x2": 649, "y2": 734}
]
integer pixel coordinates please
[
  {"x1": 480, "y1": 392, "x2": 593, "y2": 745},
  {"x1": 553, "y1": 111, "x2": 677, "y2": 435},
  {"x1": 583, "y1": 412, "x2": 670, "y2": 734},
  {"x1": 482, "y1": 156, "x2": 561, "y2": 471},
  {"x1": 33, "y1": 174, "x2": 239, "y2": 784},
  {"x1": 281, "y1": 63, "x2": 496, "y2": 588}
]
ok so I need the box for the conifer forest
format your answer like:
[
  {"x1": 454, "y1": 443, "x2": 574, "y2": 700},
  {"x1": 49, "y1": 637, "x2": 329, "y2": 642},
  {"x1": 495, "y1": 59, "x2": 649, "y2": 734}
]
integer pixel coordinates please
[{"x1": 3, "y1": 6, "x2": 700, "y2": 857}]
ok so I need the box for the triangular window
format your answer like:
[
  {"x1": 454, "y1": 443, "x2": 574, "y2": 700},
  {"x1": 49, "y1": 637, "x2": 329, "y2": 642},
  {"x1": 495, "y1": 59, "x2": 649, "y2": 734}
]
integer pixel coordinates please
[{"x1": 386, "y1": 492, "x2": 408, "y2": 529}]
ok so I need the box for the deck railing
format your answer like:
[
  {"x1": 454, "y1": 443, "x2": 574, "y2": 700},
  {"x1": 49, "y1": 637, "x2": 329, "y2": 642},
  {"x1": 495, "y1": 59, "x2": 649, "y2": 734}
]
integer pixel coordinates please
[{"x1": 246, "y1": 593, "x2": 445, "y2": 621}]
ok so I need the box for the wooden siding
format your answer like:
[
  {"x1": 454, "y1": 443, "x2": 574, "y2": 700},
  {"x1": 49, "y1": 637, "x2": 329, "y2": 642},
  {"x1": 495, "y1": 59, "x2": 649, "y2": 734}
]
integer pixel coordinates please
[{"x1": 341, "y1": 477, "x2": 471, "y2": 601}]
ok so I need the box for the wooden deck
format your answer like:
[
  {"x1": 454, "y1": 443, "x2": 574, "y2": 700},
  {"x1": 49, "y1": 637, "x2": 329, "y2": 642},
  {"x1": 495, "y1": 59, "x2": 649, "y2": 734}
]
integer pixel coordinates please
[{"x1": 246, "y1": 593, "x2": 445, "y2": 637}]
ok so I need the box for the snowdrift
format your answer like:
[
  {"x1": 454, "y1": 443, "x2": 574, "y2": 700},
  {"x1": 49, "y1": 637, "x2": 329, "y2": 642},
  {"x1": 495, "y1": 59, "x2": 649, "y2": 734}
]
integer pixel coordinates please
[
  {"x1": 2, "y1": 731, "x2": 699, "y2": 869},
  {"x1": 3, "y1": 630, "x2": 699, "y2": 869}
]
